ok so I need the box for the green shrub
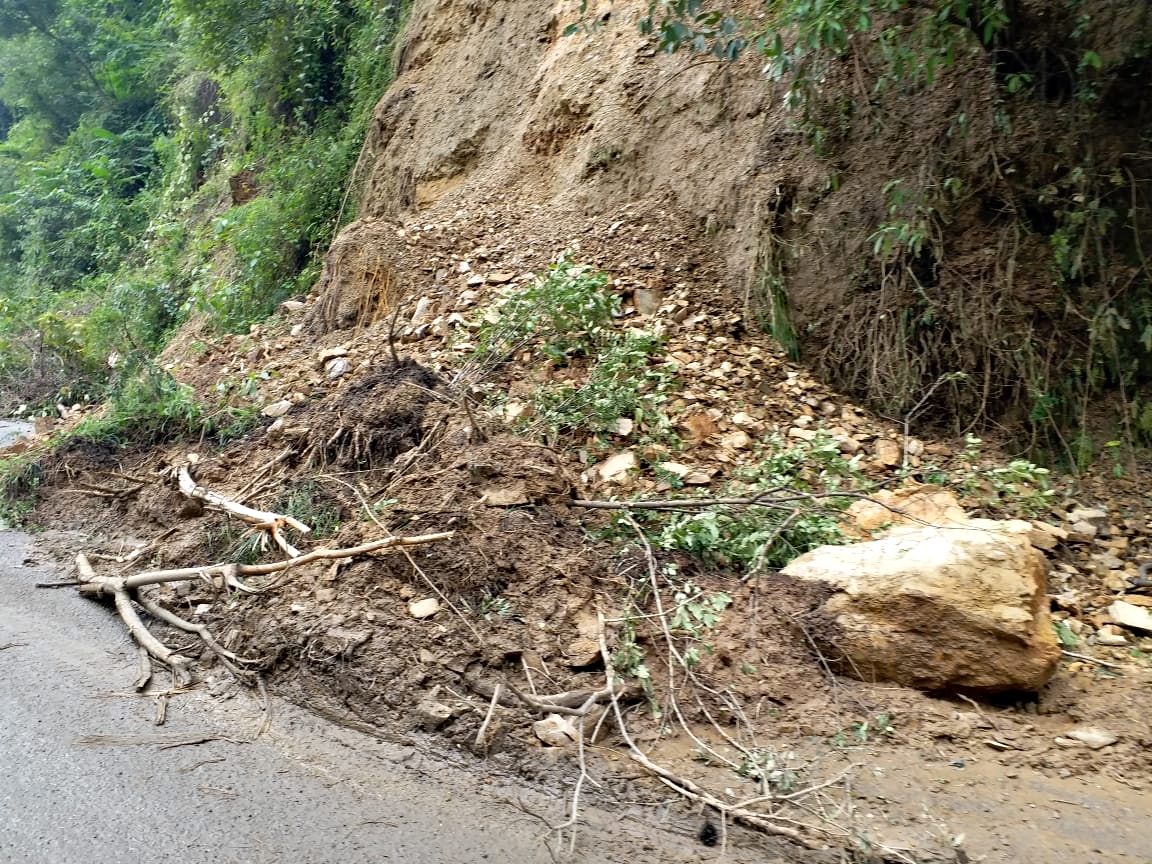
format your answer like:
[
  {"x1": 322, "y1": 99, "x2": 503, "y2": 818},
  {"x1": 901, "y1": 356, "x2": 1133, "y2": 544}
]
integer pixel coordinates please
[
  {"x1": 531, "y1": 331, "x2": 676, "y2": 438},
  {"x1": 0, "y1": 453, "x2": 42, "y2": 528},
  {"x1": 475, "y1": 252, "x2": 618, "y2": 364},
  {"x1": 68, "y1": 364, "x2": 258, "y2": 447}
]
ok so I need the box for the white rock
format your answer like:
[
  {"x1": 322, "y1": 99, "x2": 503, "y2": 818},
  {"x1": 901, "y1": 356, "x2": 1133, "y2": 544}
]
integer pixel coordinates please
[
  {"x1": 731, "y1": 411, "x2": 758, "y2": 428},
  {"x1": 1066, "y1": 726, "x2": 1119, "y2": 749},
  {"x1": 262, "y1": 400, "x2": 293, "y2": 418},
  {"x1": 597, "y1": 451, "x2": 637, "y2": 482},
  {"x1": 533, "y1": 713, "x2": 578, "y2": 747},
  {"x1": 409, "y1": 598, "x2": 441, "y2": 619},
  {"x1": 780, "y1": 521, "x2": 1060, "y2": 692},
  {"x1": 1108, "y1": 600, "x2": 1152, "y2": 633},
  {"x1": 720, "y1": 429, "x2": 752, "y2": 450}
]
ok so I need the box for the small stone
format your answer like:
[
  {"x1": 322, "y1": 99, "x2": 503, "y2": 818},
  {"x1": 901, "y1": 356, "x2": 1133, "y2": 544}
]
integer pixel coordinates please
[
  {"x1": 633, "y1": 287, "x2": 664, "y2": 315},
  {"x1": 1095, "y1": 628, "x2": 1129, "y2": 646},
  {"x1": 487, "y1": 271, "x2": 515, "y2": 284},
  {"x1": 533, "y1": 713, "x2": 578, "y2": 747},
  {"x1": 318, "y1": 345, "x2": 348, "y2": 363},
  {"x1": 564, "y1": 638, "x2": 601, "y2": 668},
  {"x1": 503, "y1": 401, "x2": 534, "y2": 423},
  {"x1": 598, "y1": 451, "x2": 637, "y2": 482},
  {"x1": 262, "y1": 400, "x2": 292, "y2": 418},
  {"x1": 1066, "y1": 726, "x2": 1119, "y2": 750},
  {"x1": 834, "y1": 435, "x2": 862, "y2": 455},
  {"x1": 872, "y1": 438, "x2": 902, "y2": 467},
  {"x1": 480, "y1": 487, "x2": 529, "y2": 507},
  {"x1": 1093, "y1": 552, "x2": 1124, "y2": 571},
  {"x1": 1067, "y1": 521, "x2": 1098, "y2": 541},
  {"x1": 788, "y1": 427, "x2": 817, "y2": 441},
  {"x1": 325, "y1": 357, "x2": 351, "y2": 379},
  {"x1": 409, "y1": 597, "x2": 441, "y2": 619},
  {"x1": 1108, "y1": 600, "x2": 1152, "y2": 633},
  {"x1": 315, "y1": 588, "x2": 337, "y2": 603},
  {"x1": 613, "y1": 417, "x2": 634, "y2": 436},
  {"x1": 720, "y1": 429, "x2": 752, "y2": 450},
  {"x1": 658, "y1": 461, "x2": 691, "y2": 479},
  {"x1": 731, "y1": 411, "x2": 758, "y2": 428},
  {"x1": 683, "y1": 471, "x2": 712, "y2": 486},
  {"x1": 411, "y1": 697, "x2": 454, "y2": 732},
  {"x1": 280, "y1": 299, "x2": 306, "y2": 313},
  {"x1": 1068, "y1": 508, "x2": 1108, "y2": 533},
  {"x1": 683, "y1": 413, "x2": 717, "y2": 442}
]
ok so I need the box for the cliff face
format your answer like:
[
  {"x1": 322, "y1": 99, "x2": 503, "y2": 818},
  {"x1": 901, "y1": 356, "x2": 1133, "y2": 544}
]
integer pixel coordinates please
[
  {"x1": 307, "y1": 0, "x2": 800, "y2": 336},
  {"x1": 314, "y1": 0, "x2": 1152, "y2": 437}
]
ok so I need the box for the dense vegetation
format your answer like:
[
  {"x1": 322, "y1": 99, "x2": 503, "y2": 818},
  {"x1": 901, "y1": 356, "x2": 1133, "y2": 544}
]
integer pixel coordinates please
[
  {"x1": 622, "y1": 0, "x2": 1152, "y2": 462},
  {"x1": 0, "y1": 0, "x2": 407, "y2": 408}
]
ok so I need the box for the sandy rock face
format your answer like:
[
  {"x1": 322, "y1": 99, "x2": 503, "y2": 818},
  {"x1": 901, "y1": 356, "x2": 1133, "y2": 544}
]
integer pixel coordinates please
[{"x1": 780, "y1": 520, "x2": 1061, "y2": 692}]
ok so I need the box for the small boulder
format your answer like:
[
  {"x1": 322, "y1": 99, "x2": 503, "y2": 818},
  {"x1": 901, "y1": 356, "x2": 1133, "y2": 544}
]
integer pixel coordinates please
[{"x1": 779, "y1": 521, "x2": 1060, "y2": 692}]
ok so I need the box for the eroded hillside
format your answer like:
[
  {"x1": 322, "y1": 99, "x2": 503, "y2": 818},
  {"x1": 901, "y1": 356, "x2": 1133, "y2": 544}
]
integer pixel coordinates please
[{"x1": 4, "y1": 2, "x2": 1152, "y2": 863}]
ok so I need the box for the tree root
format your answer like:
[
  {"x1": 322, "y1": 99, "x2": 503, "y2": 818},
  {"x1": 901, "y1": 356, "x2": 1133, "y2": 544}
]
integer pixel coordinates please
[{"x1": 69, "y1": 529, "x2": 455, "y2": 710}]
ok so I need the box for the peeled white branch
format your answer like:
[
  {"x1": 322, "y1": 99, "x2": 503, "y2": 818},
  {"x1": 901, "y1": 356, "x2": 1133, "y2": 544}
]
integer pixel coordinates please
[
  {"x1": 177, "y1": 464, "x2": 311, "y2": 537},
  {"x1": 118, "y1": 532, "x2": 455, "y2": 591}
]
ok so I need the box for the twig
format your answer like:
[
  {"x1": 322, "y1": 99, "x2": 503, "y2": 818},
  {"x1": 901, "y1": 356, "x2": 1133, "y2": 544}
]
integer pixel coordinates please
[
  {"x1": 595, "y1": 614, "x2": 831, "y2": 850},
  {"x1": 957, "y1": 692, "x2": 1000, "y2": 733},
  {"x1": 475, "y1": 682, "x2": 503, "y2": 752},
  {"x1": 554, "y1": 715, "x2": 589, "y2": 854},
  {"x1": 1061, "y1": 649, "x2": 1123, "y2": 670},
  {"x1": 622, "y1": 515, "x2": 742, "y2": 771},
  {"x1": 35, "y1": 580, "x2": 81, "y2": 588},
  {"x1": 388, "y1": 298, "x2": 404, "y2": 364},
  {"x1": 0, "y1": 642, "x2": 27, "y2": 651},
  {"x1": 133, "y1": 645, "x2": 153, "y2": 691}
]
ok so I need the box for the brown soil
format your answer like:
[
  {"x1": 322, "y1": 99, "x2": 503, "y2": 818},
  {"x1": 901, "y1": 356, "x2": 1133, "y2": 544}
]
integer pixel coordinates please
[{"x1": 10, "y1": 1, "x2": 1152, "y2": 861}]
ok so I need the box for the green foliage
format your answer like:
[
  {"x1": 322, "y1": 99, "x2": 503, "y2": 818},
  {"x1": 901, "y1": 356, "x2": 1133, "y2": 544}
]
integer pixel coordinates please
[
  {"x1": 67, "y1": 364, "x2": 258, "y2": 447},
  {"x1": 475, "y1": 252, "x2": 618, "y2": 364},
  {"x1": 530, "y1": 331, "x2": 676, "y2": 438},
  {"x1": 0, "y1": 452, "x2": 42, "y2": 527},
  {"x1": 0, "y1": 0, "x2": 410, "y2": 406},
  {"x1": 278, "y1": 480, "x2": 341, "y2": 539},
  {"x1": 946, "y1": 434, "x2": 1054, "y2": 516},
  {"x1": 656, "y1": 505, "x2": 845, "y2": 571},
  {"x1": 635, "y1": 433, "x2": 863, "y2": 573},
  {"x1": 737, "y1": 748, "x2": 803, "y2": 794}
]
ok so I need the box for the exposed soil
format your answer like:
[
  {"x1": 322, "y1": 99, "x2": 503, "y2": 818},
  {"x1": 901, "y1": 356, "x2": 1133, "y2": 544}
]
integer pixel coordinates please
[{"x1": 7, "y1": 1, "x2": 1152, "y2": 861}]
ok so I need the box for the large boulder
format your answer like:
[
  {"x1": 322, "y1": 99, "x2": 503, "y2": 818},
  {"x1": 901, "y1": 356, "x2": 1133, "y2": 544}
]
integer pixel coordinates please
[{"x1": 779, "y1": 520, "x2": 1060, "y2": 692}]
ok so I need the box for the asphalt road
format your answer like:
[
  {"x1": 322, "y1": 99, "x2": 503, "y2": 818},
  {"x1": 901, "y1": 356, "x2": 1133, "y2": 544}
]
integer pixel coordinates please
[{"x1": 0, "y1": 530, "x2": 622, "y2": 864}]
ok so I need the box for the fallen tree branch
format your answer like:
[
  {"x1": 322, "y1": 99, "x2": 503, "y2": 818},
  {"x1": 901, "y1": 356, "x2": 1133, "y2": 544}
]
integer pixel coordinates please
[
  {"x1": 571, "y1": 488, "x2": 865, "y2": 511},
  {"x1": 177, "y1": 463, "x2": 311, "y2": 538},
  {"x1": 75, "y1": 555, "x2": 194, "y2": 688},
  {"x1": 467, "y1": 676, "x2": 628, "y2": 718},
  {"x1": 595, "y1": 613, "x2": 834, "y2": 851},
  {"x1": 134, "y1": 594, "x2": 261, "y2": 683},
  {"x1": 100, "y1": 532, "x2": 454, "y2": 592}
]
